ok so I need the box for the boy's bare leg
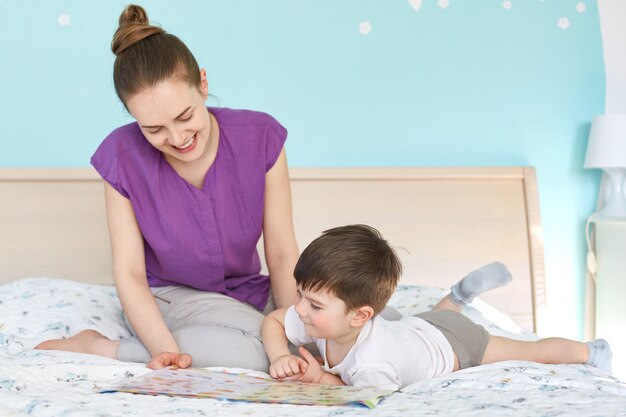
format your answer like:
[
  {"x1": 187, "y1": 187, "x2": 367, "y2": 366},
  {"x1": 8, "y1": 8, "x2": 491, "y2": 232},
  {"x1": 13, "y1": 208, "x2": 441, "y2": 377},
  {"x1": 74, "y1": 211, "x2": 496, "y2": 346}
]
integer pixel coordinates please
[
  {"x1": 482, "y1": 335, "x2": 589, "y2": 365},
  {"x1": 432, "y1": 295, "x2": 462, "y2": 312},
  {"x1": 34, "y1": 330, "x2": 119, "y2": 359}
]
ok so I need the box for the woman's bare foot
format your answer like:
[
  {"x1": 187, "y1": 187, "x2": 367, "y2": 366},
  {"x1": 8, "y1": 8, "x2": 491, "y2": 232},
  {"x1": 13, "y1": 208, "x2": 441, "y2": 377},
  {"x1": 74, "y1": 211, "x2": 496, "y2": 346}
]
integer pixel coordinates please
[{"x1": 34, "y1": 329, "x2": 119, "y2": 359}]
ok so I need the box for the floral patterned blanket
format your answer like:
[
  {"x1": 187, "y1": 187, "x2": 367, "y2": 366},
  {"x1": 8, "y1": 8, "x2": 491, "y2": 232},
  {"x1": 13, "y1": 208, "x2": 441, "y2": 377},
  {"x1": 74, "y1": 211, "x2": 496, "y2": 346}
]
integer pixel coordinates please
[{"x1": 1, "y1": 278, "x2": 624, "y2": 417}]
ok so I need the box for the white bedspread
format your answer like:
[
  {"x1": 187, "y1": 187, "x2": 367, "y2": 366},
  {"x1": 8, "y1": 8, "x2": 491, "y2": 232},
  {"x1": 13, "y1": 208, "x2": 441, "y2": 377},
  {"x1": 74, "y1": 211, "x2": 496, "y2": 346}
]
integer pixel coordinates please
[{"x1": 1, "y1": 278, "x2": 625, "y2": 416}]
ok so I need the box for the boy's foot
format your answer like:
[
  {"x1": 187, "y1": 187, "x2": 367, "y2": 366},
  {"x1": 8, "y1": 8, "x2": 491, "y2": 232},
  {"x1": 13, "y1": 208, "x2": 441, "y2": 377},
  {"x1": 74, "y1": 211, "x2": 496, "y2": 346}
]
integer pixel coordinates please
[
  {"x1": 586, "y1": 339, "x2": 613, "y2": 374},
  {"x1": 449, "y1": 262, "x2": 512, "y2": 305}
]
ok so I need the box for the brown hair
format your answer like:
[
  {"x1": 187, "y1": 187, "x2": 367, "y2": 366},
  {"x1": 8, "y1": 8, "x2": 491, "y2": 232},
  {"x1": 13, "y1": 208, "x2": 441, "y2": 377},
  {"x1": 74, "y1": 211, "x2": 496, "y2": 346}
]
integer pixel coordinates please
[
  {"x1": 294, "y1": 225, "x2": 402, "y2": 314},
  {"x1": 111, "y1": 4, "x2": 201, "y2": 106}
]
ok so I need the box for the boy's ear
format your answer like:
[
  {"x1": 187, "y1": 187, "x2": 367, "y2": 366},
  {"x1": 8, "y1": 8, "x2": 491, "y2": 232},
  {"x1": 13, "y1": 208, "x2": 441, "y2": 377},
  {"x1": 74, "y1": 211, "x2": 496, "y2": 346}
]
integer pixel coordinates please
[{"x1": 350, "y1": 305, "x2": 375, "y2": 328}]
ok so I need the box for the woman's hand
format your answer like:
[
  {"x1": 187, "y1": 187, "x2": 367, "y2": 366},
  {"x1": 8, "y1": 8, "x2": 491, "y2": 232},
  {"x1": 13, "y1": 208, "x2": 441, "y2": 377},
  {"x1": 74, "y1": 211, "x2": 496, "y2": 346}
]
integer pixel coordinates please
[{"x1": 147, "y1": 352, "x2": 192, "y2": 370}]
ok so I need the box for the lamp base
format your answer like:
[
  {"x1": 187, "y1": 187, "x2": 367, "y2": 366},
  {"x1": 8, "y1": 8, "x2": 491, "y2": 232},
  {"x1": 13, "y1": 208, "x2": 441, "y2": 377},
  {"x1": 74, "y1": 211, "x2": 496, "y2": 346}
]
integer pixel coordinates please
[{"x1": 594, "y1": 168, "x2": 626, "y2": 221}]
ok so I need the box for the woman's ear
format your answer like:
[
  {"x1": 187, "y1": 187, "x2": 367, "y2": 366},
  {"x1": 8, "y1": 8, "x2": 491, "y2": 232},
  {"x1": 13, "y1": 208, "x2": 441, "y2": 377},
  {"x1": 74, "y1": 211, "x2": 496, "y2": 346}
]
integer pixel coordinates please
[
  {"x1": 350, "y1": 306, "x2": 374, "y2": 328},
  {"x1": 199, "y1": 68, "x2": 209, "y2": 99}
]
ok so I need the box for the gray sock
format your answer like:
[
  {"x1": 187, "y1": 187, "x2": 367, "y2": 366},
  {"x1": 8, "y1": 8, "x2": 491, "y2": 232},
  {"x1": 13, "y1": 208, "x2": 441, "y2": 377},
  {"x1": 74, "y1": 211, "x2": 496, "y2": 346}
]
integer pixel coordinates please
[
  {"x1": 586, "y1": 339, "x2": 613, "y2": 374},
  {"x1": 449, "y1": 262, "x2": 512, "y2": 305}
]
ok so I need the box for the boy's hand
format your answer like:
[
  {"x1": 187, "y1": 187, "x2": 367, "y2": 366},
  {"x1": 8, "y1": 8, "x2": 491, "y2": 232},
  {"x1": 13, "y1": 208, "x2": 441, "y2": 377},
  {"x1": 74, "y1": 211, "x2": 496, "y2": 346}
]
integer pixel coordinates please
[
  {"x1": 269, "y1": 354, "x2": 308, "y2": 380},
  {"x1": 289, "y1": 346, "x2": 327, "y2": 384}
]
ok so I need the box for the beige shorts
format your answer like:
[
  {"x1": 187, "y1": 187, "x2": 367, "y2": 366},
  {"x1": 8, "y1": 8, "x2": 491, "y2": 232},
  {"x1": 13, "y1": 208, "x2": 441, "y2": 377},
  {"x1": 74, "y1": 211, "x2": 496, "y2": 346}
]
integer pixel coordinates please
[{"x1": 417, "y1": 310, "x2": 490, "y2": 369}]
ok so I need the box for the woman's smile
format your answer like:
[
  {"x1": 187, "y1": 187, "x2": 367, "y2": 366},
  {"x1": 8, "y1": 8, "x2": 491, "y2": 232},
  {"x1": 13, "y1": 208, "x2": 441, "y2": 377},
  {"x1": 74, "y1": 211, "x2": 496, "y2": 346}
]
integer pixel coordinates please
[{"x1": 172, "y1": 134, "x2": 197, "y2": 153}]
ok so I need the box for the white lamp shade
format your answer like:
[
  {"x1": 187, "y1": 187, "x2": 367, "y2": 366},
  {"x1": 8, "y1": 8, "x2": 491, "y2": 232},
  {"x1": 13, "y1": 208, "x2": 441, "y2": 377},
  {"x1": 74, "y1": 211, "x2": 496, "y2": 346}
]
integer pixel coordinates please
[{"x1": 584, "y1": 114, "x2": 626, "y2": 168}]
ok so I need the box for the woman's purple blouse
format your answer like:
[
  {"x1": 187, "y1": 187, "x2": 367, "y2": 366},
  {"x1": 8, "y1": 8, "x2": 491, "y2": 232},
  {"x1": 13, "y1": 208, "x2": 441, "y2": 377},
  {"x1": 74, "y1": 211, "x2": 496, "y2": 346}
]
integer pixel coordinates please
[{"x1": 91, "y1": 107, "x2": 287, "y2": 311}]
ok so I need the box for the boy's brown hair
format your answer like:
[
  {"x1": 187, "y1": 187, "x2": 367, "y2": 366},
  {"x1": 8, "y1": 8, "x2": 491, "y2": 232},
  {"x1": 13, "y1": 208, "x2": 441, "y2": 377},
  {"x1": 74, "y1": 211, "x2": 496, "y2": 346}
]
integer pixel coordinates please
[{"x1": 294, "y1": 225, "x2": 402, "y2": 314}]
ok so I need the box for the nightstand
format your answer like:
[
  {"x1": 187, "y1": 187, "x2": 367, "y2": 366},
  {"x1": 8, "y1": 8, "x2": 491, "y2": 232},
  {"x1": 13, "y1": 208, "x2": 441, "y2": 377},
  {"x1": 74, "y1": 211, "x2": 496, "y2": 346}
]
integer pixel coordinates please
[{"x1": 594, "y1": 219, "x2": 626, "y2": 379}]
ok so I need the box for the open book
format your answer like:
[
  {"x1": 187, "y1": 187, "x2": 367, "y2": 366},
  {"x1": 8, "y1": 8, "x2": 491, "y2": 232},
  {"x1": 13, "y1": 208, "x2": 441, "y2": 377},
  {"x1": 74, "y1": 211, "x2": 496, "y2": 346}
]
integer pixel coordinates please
[{"x1": 100, "y1": 367, "x2": 396, "y2": 408}]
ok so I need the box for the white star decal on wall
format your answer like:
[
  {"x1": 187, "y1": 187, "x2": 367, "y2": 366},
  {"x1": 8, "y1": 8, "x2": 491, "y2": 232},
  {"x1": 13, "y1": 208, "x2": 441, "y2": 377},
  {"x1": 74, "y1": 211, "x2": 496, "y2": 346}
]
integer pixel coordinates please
[
  {"x1": 359, "y1": 21, "x2": 372, "y2": 35},
  {"x1": 57, "y1": 13, "x2": 71, "y2": 27},
  {"x1": 408, "y1": 0, "x2": 423, "y2": 12}
]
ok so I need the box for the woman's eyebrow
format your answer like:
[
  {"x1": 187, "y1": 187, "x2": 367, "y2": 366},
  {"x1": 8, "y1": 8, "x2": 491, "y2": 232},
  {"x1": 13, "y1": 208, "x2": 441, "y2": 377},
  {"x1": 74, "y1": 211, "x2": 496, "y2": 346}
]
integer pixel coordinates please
[{"x1": 141, "y1": 106, "x2": 192, "y2": 129}]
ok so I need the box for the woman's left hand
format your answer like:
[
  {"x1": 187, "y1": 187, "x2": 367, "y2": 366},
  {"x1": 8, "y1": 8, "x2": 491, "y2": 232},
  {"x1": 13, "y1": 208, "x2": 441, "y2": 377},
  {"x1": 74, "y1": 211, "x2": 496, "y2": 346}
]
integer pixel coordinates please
[{"x1": 147, "y1": 352, "x2": 192, "y2": 370}]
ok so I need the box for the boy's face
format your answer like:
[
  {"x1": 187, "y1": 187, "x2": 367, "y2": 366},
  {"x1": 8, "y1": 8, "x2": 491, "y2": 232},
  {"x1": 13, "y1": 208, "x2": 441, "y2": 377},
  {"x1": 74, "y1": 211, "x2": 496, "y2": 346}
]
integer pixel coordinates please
[{"x1": 294, "y1": 285, "x2": 357, "y2": 339}]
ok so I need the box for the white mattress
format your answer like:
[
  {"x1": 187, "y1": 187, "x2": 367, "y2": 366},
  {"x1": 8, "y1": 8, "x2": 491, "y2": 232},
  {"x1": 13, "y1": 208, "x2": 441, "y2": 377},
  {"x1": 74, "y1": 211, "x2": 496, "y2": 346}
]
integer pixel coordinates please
[{"x1": 1, "y1": 278, "x2": 625, "y2": 416}]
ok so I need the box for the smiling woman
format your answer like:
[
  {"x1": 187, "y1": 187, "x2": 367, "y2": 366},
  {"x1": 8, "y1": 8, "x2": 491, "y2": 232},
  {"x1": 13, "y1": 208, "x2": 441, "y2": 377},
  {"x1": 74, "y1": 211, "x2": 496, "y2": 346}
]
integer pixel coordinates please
[
  {"x1": 126, "y1": 79, "x2": 219, "y2": 188},
  {"x1": 34, "y1": 4, "x2": 301, "y2": 372}
]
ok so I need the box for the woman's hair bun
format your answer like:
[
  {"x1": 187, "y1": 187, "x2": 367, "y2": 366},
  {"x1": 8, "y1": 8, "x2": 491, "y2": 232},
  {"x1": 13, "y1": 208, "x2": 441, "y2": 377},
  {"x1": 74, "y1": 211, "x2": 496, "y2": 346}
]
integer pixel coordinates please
[
  {"x1": 111, "y1": 4, "x2": 164, "y2": 56},
  {"x1": 119, "y1": 4, "x2": 149, "y2": 26}
]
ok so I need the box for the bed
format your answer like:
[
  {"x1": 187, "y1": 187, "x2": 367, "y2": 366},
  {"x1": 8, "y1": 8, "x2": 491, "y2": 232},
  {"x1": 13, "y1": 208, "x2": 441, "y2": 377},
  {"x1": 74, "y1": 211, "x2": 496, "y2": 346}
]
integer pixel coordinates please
[{"x1": 0, "y1": 167, "x2": 624, "y2": 416}]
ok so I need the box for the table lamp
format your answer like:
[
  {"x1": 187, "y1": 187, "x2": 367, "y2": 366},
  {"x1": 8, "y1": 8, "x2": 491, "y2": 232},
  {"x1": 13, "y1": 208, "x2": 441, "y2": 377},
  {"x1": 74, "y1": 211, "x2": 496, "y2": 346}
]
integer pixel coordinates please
[{"x1": 584, "y1": 114, "x2": 626, "y2": 220}]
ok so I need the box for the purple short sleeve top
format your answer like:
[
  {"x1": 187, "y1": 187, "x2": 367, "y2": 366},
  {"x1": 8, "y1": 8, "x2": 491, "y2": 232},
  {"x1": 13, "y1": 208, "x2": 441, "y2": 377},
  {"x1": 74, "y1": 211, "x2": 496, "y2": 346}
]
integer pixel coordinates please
[{"x1": 90, "y1": 107, "x2": 287, "y2": 310}]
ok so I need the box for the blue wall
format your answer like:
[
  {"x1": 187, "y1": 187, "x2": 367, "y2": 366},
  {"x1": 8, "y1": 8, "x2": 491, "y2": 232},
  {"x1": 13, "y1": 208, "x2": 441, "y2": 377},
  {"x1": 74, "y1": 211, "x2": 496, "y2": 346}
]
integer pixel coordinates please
[{"x1": 0, "y1": 0, "x2": 605, "y2": 338}]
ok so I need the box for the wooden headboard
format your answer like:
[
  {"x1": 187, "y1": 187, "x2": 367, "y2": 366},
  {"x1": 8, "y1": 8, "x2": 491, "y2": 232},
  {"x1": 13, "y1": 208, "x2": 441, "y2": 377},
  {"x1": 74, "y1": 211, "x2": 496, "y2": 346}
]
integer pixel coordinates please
[{"x1": 0, "y1": 167, "x2": 545, "y2": 332}]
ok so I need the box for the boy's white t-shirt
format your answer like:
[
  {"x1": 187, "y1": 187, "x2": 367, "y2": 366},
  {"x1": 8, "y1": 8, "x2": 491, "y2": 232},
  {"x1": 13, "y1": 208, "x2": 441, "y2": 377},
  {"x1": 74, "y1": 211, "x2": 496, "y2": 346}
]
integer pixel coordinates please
[{"x1": 284, "y1": 306, "x2": 455, "y2": 390}]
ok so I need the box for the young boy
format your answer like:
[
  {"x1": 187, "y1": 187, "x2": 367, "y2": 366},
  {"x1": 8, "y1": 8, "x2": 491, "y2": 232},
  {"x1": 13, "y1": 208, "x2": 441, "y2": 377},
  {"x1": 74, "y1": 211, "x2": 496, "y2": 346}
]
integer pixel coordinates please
[{"x1": 262, "y1": 225, "x2": 612, "y2": 390}]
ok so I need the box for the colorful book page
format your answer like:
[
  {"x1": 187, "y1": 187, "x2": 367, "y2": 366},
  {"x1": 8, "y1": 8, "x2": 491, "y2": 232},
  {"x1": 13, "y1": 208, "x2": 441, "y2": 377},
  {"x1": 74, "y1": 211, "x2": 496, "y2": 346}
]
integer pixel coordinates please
[{"x1": 100, "y1": 367, "x2": 395, "y2": 408}]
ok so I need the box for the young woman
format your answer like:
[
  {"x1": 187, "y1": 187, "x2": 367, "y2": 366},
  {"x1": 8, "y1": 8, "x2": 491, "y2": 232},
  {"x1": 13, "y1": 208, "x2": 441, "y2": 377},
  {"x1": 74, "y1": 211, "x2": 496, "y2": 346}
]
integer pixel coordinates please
[{"x1": 36, "y1": 4, "x2": 299, "y2": 372}]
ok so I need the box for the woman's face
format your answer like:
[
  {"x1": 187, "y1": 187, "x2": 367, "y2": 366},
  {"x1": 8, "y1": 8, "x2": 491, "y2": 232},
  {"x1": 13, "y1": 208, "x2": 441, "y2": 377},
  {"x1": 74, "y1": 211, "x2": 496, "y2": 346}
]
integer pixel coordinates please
[{"x1": 126, "y1": 72, "x2": 211, "y2": 164}]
